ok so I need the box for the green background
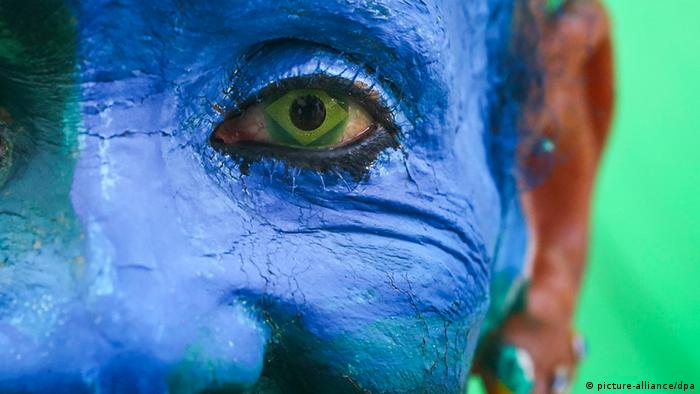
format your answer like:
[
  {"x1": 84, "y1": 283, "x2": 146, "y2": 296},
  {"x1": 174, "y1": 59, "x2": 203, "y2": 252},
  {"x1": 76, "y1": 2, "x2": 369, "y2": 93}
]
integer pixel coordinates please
[
  {"x1": 574, "y1": 0, "x2": 700, "y2": 388},
  {"x1": 472, "y1": 1, "x2": 700, "y2": 392}
]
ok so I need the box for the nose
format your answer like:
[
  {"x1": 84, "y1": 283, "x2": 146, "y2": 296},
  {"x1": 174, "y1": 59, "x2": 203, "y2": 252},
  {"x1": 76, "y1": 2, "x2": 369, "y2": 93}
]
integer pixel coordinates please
[
  {"x1": 163, "y1": 304, "x2": 270, "y2": 393},
  {"x1": 108, "y1": 307, "x2": 268, "y2": 393},
  {"x1": 76, "y1": 260, "x2": 270, "y2": 391},
  {"x1": 0, "y1": 298, "x2": 269, "y2": 393}
]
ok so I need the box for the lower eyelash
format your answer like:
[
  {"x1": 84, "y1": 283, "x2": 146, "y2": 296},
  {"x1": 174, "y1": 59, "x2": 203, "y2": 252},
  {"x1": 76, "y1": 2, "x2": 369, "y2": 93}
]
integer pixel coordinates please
[{"x1": 210, "y1": 124, "x2": 399, "y2": 181}]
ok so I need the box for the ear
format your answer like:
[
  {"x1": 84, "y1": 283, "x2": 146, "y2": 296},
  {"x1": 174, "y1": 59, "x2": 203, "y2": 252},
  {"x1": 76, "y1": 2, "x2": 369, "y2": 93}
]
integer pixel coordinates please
[
  {"x1": 521, "y1": 0, "x2": 614, "y2": 318},
  {"x1": 481, "y1": 1, "x2": 615, "y2": 393},
  {"x1": 520, "y1": 0, "x2": 613, "y2": 330}
]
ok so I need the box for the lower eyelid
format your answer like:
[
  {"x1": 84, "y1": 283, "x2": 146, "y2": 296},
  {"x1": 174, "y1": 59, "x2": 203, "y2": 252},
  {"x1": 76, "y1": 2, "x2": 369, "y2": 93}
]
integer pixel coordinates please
[{"x1": 210, "y1": 124, "x2": 398, "y2": 181}]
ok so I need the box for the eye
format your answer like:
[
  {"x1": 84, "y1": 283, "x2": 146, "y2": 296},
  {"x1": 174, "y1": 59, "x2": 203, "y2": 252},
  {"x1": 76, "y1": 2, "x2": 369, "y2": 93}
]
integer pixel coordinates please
[
  {"x1": 213, "y1": 89, "x2": 373, "y2": 149},
  {"x1": 210, "y1": 76, "x2": 400, "y2": 179}
]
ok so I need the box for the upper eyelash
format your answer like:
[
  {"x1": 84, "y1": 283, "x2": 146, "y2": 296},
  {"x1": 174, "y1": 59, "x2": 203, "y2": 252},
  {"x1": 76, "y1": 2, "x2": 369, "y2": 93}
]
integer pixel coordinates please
[
  {"x1": 217, "y1": 39, "x2": 402, "y2": 132},
  {"x1": 222, "y1": 74, "x2": 399, "y2": 135}
]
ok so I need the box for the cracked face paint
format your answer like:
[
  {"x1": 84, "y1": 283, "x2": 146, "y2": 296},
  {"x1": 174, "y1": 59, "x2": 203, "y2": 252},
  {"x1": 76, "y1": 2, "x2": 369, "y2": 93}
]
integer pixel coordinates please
[{"x1": 0, "y1": 0, "x2": 531, "y2": 392}]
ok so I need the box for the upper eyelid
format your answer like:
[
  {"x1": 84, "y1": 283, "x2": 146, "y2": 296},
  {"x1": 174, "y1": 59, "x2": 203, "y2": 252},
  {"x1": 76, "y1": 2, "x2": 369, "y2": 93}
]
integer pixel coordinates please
[
  {"x1": 218, "y1": 40, "x2": 403, "y2": 129},
  {"x1": 224, "y1": 75, "x2": 398, "y2": 136}
]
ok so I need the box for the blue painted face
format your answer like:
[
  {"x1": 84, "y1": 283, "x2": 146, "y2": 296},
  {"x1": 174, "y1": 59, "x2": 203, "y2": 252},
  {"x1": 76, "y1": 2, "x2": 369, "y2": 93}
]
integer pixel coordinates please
[{"x1": 0, "y1": 0, "x2": 531, "y2": 392}]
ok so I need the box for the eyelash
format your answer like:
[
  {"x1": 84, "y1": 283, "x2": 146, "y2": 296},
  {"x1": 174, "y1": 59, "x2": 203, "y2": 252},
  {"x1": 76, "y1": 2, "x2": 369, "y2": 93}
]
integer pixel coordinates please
[{"x1": 210, "y1": 73, "x2": 400, "y2": 180}]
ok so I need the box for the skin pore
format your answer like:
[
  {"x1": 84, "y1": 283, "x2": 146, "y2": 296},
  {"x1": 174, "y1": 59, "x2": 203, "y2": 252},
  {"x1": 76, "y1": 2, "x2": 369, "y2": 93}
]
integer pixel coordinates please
[{"x1": 0, "y1": 0, "x2": 613, "y2": 393}]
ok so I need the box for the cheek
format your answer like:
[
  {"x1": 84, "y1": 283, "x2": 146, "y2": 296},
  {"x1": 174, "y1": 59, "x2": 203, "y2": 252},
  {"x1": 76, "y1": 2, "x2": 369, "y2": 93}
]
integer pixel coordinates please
[
  {"x1": 81, "y1": 136, "x2": 492, "y2": 386},
  {"x1": 319, "y1": 313, "x2": 483, "y2": 391},
  {"x1": 213, "y1": 229, "x2": 489, "y2": 392}
]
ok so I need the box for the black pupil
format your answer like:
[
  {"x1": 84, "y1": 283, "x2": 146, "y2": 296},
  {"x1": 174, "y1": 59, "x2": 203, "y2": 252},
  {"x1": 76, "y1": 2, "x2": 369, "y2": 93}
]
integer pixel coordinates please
[{"x1": 289, "y1": 94, "x2": 326, "y2": 131}]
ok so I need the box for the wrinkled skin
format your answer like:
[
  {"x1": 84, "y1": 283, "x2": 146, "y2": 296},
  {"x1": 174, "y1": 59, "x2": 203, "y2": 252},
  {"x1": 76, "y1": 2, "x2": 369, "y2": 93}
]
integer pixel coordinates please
[{"x1": 0, "y1": 0, "x2": 578, "y2": 393}]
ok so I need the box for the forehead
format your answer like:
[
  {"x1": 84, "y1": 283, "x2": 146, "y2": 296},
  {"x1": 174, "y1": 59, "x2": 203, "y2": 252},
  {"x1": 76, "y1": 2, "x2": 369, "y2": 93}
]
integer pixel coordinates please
[{"x1": 74, "y1": 1, "x2": 500, "y2": 99}]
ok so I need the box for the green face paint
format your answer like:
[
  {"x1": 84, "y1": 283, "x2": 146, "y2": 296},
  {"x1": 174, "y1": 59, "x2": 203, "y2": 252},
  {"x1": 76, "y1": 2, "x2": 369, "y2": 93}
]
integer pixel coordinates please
[
  {"x1": 0, "y1": 0, "x2": 81, "y2": 266},
  {"x1": 0, "y1": 122, "x2": 11, "y2": 188},
  {"x1": 263, "y1": 89, "x2": 349, "y2": 147}
]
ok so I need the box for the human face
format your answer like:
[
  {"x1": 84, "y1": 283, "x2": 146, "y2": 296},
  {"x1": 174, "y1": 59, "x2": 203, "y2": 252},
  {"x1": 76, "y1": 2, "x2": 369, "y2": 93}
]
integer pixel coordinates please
[{"x1": 0, "y1": 0, "x2": 526, "y2": 392}]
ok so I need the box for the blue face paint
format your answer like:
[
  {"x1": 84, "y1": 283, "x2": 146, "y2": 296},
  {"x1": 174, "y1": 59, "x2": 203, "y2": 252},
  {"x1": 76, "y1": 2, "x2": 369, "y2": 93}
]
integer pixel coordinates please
[{"x1": 0, "y1": 0, "x2": 532, "y2": 392}]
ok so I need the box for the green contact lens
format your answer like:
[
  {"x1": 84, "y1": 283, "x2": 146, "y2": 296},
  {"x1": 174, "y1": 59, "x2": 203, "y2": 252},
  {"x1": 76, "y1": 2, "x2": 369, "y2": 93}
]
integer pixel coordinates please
[{"x1": 264, "y1": 89, "x2": 349, "y2": 147}]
